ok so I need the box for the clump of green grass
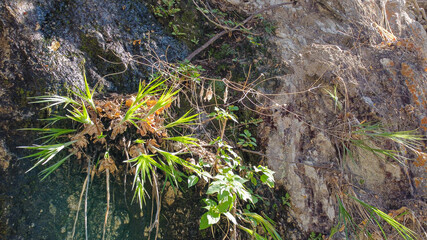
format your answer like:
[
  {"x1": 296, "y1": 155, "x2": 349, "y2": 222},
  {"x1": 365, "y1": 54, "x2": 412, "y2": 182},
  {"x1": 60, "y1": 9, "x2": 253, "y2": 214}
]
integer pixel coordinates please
[
  {"x1": 345, "y1": 122, "x2": 426, "y2": 164},
  {"x1": 335, "y1": 194, "x2": 417, "y2": 240}
]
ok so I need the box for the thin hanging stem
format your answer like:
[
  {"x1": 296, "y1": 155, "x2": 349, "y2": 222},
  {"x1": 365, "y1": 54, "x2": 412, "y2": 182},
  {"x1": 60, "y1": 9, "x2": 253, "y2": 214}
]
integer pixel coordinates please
[
  {"x1": 123, "y1": 138, "x2": 131, "y2": 208},
  {"x1": 148, "y1": 167, "x2": 161, "y2": 240},
  {"x1": 214, "y1": 118, "x2": 228, "y2": 171},
  {"x1": 84, "y1": 159, "x2": 91, "y2": 240},
  {"x1": 102, "y1": 169, "x2": 110, "y2": 240},
  {"x1": 231, "y1": 199, "x2": 237, "y2": 240},
  {"x1": 72, "y1": 175, "x2": 89, "y2": 239}
]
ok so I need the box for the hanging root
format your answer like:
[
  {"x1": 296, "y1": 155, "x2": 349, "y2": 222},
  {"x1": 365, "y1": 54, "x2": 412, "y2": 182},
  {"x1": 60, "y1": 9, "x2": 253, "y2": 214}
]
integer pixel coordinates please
[
  {"x1": 84, "y1": 159, "x2": 91, "y2": 240},
  {"x1": 148, "y1": 167, "x2": 161, "y2": 240},
  {"x1": 123, "y1": 138, "x2": 131, "y2": 208},
  {"x1": 72, "y1": 174, "x2": 89, "y2": 239},
  {"x1": 102, "y1": 168, "x2": 110, "y2": 240}
]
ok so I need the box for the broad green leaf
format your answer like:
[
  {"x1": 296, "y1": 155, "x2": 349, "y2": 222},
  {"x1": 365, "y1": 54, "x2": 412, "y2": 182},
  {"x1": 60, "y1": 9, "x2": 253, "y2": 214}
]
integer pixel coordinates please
[
  {"x1": 188, "y1": 175, "x2": 199, "y2": 188},
  {"x1": 201, "y1": 171, "x2": 212, "y2": 181},
  {"x1": 218, "y1": 192, "x2": 233, "y2": 213},
  {"x1": 228, "y1": 105, "x2": 239, "y2": 111},
  {"x1": 207, "y1": 211, "x2": 220, "y2": 225},
  {"x1": 250, "y1": 176, "x2": 257, "y2": 186},
  {"x1": 202, "y1": 198, "x2": 217, "y2": 210},
  {"x1": 261, "y1": 174, "x2": 274, "y2": 188},
  {"x1": 223, "y1": 212, "x2": 237, "y2": 225},
  {"x1": 206, "y1": 182, "x2": 222, "y2": 195},
  {"x1": 199, "y1": 212, "x2": 210, "y2": 230},
  {"x1": 237, "y1": 188, "x2": 253, "y2": 203},
  {"x1": 250, "y1": 194, "x2": 259, "y2": 204}
]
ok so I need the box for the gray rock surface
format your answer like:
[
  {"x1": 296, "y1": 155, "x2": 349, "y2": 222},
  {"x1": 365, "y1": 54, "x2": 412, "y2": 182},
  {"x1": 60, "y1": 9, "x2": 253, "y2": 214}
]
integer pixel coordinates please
[{"x1": 223, "y1": 0, "x2": 427, "y2": 236}]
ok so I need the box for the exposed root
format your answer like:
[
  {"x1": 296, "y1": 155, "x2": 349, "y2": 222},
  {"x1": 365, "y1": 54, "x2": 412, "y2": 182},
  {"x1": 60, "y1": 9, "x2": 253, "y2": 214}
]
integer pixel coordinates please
[
  {"x1": 148, "y1": 168, "x2": 161, "y2": 240},
  {"x1": 123, "y1": 138, "x2": 131, "y2": 208},
  {"x1": 72, "y1": 174, "x2": 89, "y2": 239},
  {"x1": 84, "y1": 159, "x2": 91, "y2": 240},
  {"x1": 102, "y1": 168, "x2": 110, "y2": 240}
]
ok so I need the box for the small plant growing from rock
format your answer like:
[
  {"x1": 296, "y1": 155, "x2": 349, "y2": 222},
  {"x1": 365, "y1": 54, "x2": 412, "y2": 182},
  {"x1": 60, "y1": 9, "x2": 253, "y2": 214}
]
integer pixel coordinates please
[
  {"x1": 200, "y1": 107, "x2": 281, "y2": 240},
  {"x1": 20, "y1": 65, "x2": 281, "y2": 240},
  {"x1": 20, "y1": 67, "x2": 202, "y2": 239},
  {"x1": 343, "y1": 122, "x2": 426, "y2": 165},
  {"x1": 238, "y1": 129, "x2": 257, "y2": 150}
]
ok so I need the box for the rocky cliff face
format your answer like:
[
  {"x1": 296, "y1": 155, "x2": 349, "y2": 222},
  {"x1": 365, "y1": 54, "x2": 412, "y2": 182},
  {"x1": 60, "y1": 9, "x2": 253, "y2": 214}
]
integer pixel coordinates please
[
  {"x1": 0, "y1": 0, "x2": 188, "y2": 239},
  {"x1": 1, "y1": 0, "x2": 426, "y2": 239},
  {"x1": 222, "y1": 0, "x2": 427, "y2": 237}
]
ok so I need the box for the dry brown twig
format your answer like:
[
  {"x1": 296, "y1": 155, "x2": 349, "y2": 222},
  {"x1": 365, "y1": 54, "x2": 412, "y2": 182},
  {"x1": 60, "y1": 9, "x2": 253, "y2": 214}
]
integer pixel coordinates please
[{"x1": 185, "y1": 1, "x2": 296, "y2": 61}]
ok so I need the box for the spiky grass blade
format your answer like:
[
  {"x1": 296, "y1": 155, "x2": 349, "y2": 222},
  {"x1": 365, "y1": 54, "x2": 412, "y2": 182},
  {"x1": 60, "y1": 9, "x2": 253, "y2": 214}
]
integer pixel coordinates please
[
  {"x1": 373, "y1": 130, "x2": 425, "y2": 152},
  {"x1": 39, "y1": 115, "x2": 69, "y2": 127},
  {"x1": 158, "y1": 156, "x2": 185, "y2": 191},
  {"x1": 157, "y1": 150, "x2": 203, "y2": 176},
  {"x1": 19, "y1": 140, "x2": 76, "y2": 173},
  {"x1": 19, "y1": 128, "x2": 75, "y2": 144},
  {"x1": 354, "y1": 124, "x2": 425, "y2": 149},
  {"x1": 242, "y1": 212, "x2": 282, "y2": 240},
  {"x1": 164, "y1": 110, "x2": 199, "y2": 129},
  {"x1": 142, "y1": 88, "x2": 178, "y2": 118},
  {"x1": 351, "y1": 197, "x2": 417, "y2": 240},
  {"x1": 134, "y1": 77, "x2": 166, "y2": 104},
  {"x1": 337, "y1": 195, "x2": 359, "y2": 238},
  {"x1": 121, "y1": 79, "x2": 167, "y2": 124},
  {"x1": 163, "y1": 135, "x2": 200, "y2": 147},
  {"x1": 29, "y1": 95, "x2": 80, "y2": 109},
  {"x1": 68, "y1": 68, "x2": 97, "y2": 112},
  {"x1": 125, "y1": 154, "x2": 162, "y2": 208},
  {"x1": 122, "y1": 98, "x2": 148, "y2": 125},
  {"x1": 39, "y1": 152, "x2": 74, "y2": 180},
  {"x1": 238, "y1": 225, "x2": 267, "y2": 240},
  {"x1": 66, "y1": 102, "x2": 93, "y2": 125},
  {"x1": 350, "y1": 123, "x2": 426, "y2": 164},
  {"x1": 350, "y1": 139, "x2": 403, "y2": 163},
  {"x1": 122, "y1": 79, "x2": 172, "y2": 125}
]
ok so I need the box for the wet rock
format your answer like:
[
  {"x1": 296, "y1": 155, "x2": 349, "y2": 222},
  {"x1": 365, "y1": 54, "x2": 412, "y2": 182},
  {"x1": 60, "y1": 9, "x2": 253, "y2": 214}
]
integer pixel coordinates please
[
  {"x1": 163, "y1": 182, "x2": 183, "y2": 206},
  {"x1": 0, "y1": 0, "x2": 188, "y2": 239},
  {"x1": 0, "y1": 140, "x2": 12, "y2": 170}
]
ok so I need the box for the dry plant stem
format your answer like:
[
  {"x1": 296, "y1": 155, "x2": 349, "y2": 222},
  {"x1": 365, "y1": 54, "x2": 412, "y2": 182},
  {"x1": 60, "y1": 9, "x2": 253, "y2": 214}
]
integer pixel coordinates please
[
  {"x1": 149, "y1": 174, "x2": 155, "y2": 240},
  {"x1": 413, "y1": 0, "x2": 427, "y2": 20},
  {"x1": 123, "y1": 138, "x2": 131, "y2": 208},
  {"x1": 72, "y1": 174, "x2": 89, "y2": 239},
  {"x1": 222, "y1": 220, "x2": 230, "y2": 240},
  {"x1": 211, "y1": 225, "x2": 215, "y2": 239},
  {"x1": 148, "y1": 168, "x2": 161, "y2": 240},
  {"x1": 102, "y1": 168, "x2": 110, "y2": 240},
  {"x1": 185, "y1": 2, "x2": 295, "y2": 61},
  {"x1": 214, "y1": 119, "x2": 228, "y2": 171},
  {"x1": 194, "y1": 0, "x2": 235, "y2": 32},
  {"x1": 230, "y1": 200, "x2": 237, "y2": 240},
  {"x1": 240, "y1": 148, "x2": 266, "y2": 157},
  {"x1": 98, "y1": 55, "x2": 128, "y2": 80},
  {"x1": 85, "y1": 159, "x2": 91, "y2": 240},
  {"x1": 220, "y1": 119, "x2": 227, "y2": 140}
]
